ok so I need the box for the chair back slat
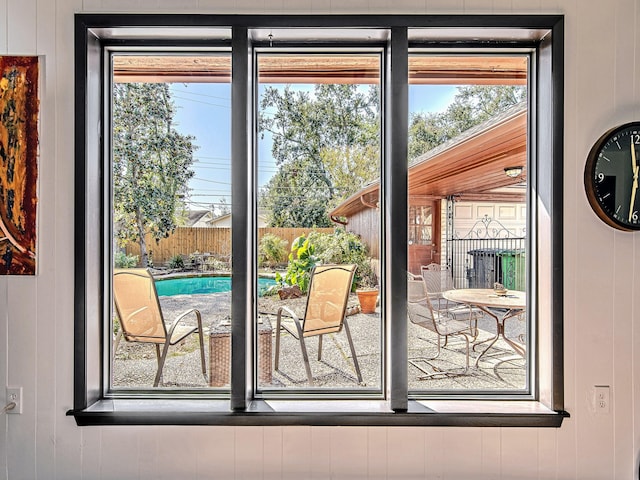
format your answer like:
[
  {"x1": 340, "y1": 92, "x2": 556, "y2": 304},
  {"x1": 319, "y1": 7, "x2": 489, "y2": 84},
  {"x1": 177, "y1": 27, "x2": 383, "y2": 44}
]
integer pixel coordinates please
[
  {"x1": 407, "y1": 277, "x2": 438, "y2": 333},
  {"x1": 302, "y1": 264, "x2": 356, "y2": 337},
  {"x1": 421, "y1": 263, "x2": 455, "y2": 301},
  {"x1": 113, "y1": 268, "x2": 167, "y2": 343}
]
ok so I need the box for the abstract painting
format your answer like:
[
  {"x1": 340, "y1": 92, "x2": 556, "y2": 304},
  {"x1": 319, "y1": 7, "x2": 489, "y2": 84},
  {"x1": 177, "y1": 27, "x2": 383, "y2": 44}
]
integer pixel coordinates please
[{"x1": 0, "y1": 56, "x2": 38, "y2": 275}]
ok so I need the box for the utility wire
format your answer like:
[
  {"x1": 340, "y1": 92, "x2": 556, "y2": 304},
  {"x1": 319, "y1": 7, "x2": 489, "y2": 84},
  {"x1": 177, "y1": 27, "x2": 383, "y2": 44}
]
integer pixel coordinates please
[{"x1": 169, "y1": 86, "x2": 231, "y2": 103}]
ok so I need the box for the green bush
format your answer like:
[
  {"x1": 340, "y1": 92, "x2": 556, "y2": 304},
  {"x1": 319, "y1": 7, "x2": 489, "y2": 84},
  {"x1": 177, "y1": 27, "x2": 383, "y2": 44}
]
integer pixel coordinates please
[
  {"x1": 275, "y1": 235, "x2": 318, "y2": 293},
  {"x1": 309, "y1": 228, "x2": 377, "y2": 289},
  {"x1": 168, "y1": 254, "x2": 185, "y2": 269},
  {"x1": 277, "y1": 229, "x2": 378, "y2": 293},
  {"x1": 114, "y1": 251, "x2": 139, "y2": 268},
  {"x1": 204, "y1": 256, "x2": 229, "y2": 272},
  {"x1": 258, "y1": 233, "x2": 288, "y2": 268}
]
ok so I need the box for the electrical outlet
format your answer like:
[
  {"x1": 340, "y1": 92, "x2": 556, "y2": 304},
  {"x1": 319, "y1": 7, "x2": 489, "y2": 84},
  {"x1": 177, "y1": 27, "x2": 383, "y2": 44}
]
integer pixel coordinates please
[
  {"x1": 6, "y1": 386, "x2": 22, "y2": 414},
  {"x1": 595, "y1": 385, "x2": 610, "y2": 414}
]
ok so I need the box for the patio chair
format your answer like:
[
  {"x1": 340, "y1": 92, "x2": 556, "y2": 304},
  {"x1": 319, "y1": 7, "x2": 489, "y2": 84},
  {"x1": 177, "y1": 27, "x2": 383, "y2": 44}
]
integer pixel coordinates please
[
  {"x1": 274, "y1": 264, "x2": 362, "y2": 385},
  {"x1": 421, "y1": 263, "x2": 479, "y2": 338},
  {"x1": 420, "y1": 263, "x2": 456, "y2": 306},
  {"x1": 407, "y1": 274, "x2": 476, "y2": 378},
  {"x1": 112, "y1": 268, "x2": 206, "y2": 387}
]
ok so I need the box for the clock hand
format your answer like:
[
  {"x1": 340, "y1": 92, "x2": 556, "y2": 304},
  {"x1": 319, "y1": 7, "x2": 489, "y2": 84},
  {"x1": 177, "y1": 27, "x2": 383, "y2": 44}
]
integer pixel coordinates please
[
  {"x1": 630, "y1": 141, "x2": 639, "y2": 222},
  {"x1": 629, "y1": 165, "x2": 639, "y2": 222}
]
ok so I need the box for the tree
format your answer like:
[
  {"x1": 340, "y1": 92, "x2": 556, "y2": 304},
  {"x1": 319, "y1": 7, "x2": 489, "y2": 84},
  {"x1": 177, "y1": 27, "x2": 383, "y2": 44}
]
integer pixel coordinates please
[
  {"x1": 259, "y1": 84, "x2": 380, "y2": 227},
  {"x1": 259, "y1": 84, "x2": 523, "y2": 226},
  {"x1": 408, "y1": 85, "x2": 526, "y2": 160},
  {"x1": 215, "y1": 197, "x2": 231, "y2": 217},
  {"x1": 113, "y1": 83, "x2": 197, "y2": 267}
]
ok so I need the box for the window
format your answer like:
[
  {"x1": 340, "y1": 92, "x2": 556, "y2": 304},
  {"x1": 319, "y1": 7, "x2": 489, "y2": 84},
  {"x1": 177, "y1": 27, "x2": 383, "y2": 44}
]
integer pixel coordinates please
[
  {"x1": 110, "y1": 52, "x2": 232, "y2": 390},
  {"x1": 406, "y1": 52, "x2": 530, "y2": 395},
  {"x1": 408, "y1": 205, "x2": 432, "y2": 245},
  {"x1": 256, "y1": 51, "x2": 383, "y2": 392},
  {"x1": 71, "y1": 14, "x2": 566, "y2": 426}
]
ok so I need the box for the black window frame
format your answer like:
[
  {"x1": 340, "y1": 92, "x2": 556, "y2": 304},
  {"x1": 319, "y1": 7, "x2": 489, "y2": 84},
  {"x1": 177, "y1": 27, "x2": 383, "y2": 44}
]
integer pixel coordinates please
[{"x1": 70, "y1": 13, "x2": 567, "y2": 427}]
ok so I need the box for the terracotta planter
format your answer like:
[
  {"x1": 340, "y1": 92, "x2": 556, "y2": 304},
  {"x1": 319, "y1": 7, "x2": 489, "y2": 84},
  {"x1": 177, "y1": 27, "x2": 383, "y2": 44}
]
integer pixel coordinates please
[{"x1": 356, "y1": 289, "x2": 379, "y2": 314}]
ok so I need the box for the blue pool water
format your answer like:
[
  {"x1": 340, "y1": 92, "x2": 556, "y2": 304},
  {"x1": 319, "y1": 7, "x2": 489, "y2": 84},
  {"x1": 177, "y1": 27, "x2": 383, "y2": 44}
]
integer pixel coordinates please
[{"x1": 155, "y1": 275, "x2": 276, "y2": 297}]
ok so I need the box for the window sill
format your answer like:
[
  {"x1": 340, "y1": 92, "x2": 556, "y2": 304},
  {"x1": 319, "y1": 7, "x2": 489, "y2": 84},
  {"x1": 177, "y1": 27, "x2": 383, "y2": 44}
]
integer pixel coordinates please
[{"x1": 68, "y1": 399, "x2": 568, "y2": 427}]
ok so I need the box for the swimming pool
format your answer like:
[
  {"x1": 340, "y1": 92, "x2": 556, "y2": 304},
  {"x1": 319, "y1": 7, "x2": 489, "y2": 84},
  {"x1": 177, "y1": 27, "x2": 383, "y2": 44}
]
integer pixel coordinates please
[{"x1": 155, "y1": 275, "x2": 276, "y2": 297}]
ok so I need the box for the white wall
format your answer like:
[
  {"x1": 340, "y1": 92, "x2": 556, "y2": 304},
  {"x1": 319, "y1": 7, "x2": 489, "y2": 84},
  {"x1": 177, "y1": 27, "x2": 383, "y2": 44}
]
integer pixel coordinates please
[{"x1": 1, "y1": 0, "x2": 639, "y2": 478}]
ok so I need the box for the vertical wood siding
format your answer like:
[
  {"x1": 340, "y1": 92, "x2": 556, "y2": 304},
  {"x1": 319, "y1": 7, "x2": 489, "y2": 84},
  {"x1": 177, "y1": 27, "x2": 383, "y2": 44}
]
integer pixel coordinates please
[{"x1": 342, "y1": 208, "x2": 380, "y2": 258}]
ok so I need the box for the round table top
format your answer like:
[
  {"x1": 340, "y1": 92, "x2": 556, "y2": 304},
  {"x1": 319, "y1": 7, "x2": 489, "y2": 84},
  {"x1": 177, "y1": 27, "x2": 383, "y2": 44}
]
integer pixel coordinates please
[{"x1": 442, "y1": 288, "x2": 526, "y2": 309}]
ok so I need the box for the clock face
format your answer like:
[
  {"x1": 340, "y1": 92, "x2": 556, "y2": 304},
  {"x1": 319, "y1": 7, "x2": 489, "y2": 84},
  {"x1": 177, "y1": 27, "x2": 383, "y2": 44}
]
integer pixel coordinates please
[{"x1": 585, "y1": 122, "x2": 640, "y2": 231}]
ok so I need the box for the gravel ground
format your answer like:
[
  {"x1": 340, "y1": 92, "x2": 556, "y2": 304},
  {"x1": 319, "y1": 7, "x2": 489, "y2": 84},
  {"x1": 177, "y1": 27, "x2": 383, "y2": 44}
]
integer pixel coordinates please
[{"x1": 112, "y1": 291, "x2": 526, "y2": 391}]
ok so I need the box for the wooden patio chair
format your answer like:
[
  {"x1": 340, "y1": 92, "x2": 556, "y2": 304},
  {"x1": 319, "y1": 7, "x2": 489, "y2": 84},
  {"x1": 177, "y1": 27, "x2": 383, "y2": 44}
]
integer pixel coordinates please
[
  {"x1": 274, "y1": 264, "x2": 362, "y2": 385},
  {"x1": 407, "y1": 274, "x2": 477, "y2": 378},
  {"x1": 112, "y1": 268, "x2": 206, "y2": 387}
]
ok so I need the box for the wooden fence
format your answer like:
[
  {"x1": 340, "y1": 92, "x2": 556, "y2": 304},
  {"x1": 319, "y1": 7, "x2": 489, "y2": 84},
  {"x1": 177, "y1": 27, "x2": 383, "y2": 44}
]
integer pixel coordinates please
[{"x1": 125, "y1": 227, "x2": 335, "y2": 266}]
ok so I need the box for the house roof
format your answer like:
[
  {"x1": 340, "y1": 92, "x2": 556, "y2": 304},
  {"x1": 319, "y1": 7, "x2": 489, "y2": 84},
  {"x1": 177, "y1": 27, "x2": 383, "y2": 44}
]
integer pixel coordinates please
[
  {"x1": 208, "y1": 213, "x2": 231, "y2": 225},
  {"x1": 330, "y1": 102, "x2": 527, "y2": 219},
  {"x1": 186, "y1": 210, "x2": 212, "y2": 226},
  {"x1": 207, "y1": 211, "x2": 269, "y2": 225}
]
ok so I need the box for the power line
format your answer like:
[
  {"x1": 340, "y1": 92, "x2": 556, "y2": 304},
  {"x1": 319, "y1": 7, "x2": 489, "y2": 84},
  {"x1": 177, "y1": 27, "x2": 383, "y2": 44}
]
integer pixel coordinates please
[
  {"x1": 190, "y1": 193, "x2": 232, "y2": 197},
  {"x1": 170, "y1": 86, "x2": 231, "y2": 103},
  {"x1": 194, "y1": 158, "x2": 261, "y2": 165},
  {"x1": 192, "y1": 177, "x2": 231, "y2": 185},
  {"x1": 172, "y1": 94, "x2": 231, "y2": 109}
]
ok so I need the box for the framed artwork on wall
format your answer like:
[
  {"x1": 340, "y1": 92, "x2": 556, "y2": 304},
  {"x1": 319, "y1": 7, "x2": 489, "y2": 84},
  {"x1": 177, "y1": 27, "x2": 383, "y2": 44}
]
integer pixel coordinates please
[{"x1": 0, "y1": 56, "x2": 39, "y2": 275}]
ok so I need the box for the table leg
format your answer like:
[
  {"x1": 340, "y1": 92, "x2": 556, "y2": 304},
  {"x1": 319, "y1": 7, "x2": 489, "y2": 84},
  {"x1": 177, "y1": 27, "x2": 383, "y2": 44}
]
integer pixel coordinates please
[
  {"x1": 502, "y1": 314, "x2": 526, "y2": 357},
  {"x1": 472, "y1": 307, "x2": 525, "y2": 366},
  {"x1": 472, "y1": 307, "x2": 500, "y2": 366}
]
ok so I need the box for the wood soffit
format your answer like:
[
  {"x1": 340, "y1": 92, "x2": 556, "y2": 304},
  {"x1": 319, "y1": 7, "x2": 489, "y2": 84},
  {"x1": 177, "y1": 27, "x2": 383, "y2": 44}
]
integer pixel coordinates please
[
  {"x1": 331, "y1": 106, "x2": 527, "y2": 218},
  {"x1": 112, "y1": 55, "x2": 527, "y2": 85}
]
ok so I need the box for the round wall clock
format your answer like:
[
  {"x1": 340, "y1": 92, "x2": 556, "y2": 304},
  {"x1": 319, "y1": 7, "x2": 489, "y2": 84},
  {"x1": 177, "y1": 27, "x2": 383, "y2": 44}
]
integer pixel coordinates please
[{"x1": 584, "y1": 121, "x2": 640, "y2": 231}]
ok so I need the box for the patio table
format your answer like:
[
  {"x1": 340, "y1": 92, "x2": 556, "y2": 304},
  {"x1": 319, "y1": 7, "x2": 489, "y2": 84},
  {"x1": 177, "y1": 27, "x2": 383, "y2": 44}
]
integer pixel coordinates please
[{"x1": 442, "y1": 288, "x2": 526, "y2": 366}]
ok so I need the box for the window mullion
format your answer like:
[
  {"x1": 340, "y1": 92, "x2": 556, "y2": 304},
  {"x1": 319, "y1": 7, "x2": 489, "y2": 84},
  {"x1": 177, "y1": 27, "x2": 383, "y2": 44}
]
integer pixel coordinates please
[
  {"x1": 386, "y1": 27, "x2": 409, "y2": 411},
  {"x1": 231, "y1": 26, "x2": 251, "y2": 410}
]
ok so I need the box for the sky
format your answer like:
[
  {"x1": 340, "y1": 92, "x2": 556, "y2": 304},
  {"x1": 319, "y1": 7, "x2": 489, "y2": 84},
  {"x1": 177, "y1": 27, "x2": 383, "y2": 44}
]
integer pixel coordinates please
[{"x1": 171, "y1": 82, "x2": 458, "y2": 212}]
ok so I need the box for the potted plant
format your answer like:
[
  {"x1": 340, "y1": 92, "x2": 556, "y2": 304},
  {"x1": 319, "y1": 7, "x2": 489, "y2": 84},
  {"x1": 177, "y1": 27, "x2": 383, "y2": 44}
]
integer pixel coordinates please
[{"x1": 355, "y1": 259, "x2": 379, "y2": 314}]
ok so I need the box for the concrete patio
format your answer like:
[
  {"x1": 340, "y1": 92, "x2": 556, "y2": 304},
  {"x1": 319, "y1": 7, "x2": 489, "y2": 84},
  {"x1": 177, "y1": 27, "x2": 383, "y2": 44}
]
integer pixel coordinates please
[{"x1": 112, "y1": 291, "x2": 526, "y2": 391}]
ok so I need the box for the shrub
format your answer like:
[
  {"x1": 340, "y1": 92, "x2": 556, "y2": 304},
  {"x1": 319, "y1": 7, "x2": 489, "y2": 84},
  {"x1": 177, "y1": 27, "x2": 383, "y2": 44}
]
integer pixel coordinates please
[
  {"x1": 275, "y1": 235, "x2": 318, "y2": 293},
  {"x1": 204, "y1": 256, "x2": 229, "y2": 272},
  {"x1": 258, "y1": 233, "x2": 288, "y2": 268},
  {"x1": 277, "y1": 229, "x2": 378, "y2": 293},
  {"x1": 308, "y1": 228, "x2": 377, "y2": 290},
  {"x1": 168, "y1": 254, "x2": 185, "y2": 269},
  {"x1": 114, "y1": 251, "x2": 139, "y2": 268}
]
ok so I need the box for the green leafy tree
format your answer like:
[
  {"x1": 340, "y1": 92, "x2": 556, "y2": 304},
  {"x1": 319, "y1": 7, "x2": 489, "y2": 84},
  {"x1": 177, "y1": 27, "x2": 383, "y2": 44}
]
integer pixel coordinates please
[
  {"x1": 113, "y1": 83, "x2": 197, "y2": 267},
  {"x1": 259, "y1": 84, "x2": 380, "y2": 227},
  {"x1": 321, "y1": 144, "x2": 379, "y2": 208},
  {"x1": 262, "y1": 158, "x2": 333, "y2": 227},
  {"x1": 408, "y1": 85, "x2": 526, "y2": 160}
]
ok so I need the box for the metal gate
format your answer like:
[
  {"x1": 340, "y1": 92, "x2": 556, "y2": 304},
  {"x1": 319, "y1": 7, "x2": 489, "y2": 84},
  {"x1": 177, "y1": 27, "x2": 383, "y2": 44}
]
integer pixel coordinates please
[{"x1": 446, "y1": 215, "x2": 526, "y2": 290}]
